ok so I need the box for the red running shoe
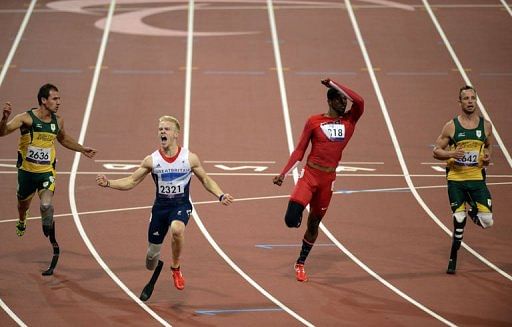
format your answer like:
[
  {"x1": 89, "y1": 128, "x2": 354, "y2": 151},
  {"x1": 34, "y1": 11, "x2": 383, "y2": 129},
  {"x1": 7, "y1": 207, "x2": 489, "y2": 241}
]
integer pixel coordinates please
[
  {"x1": 171, "y1": 267, "x2": 185, "y2": 290},
  {"x1": 294, "y1": 263, "x2": 308, "y2": 282}
]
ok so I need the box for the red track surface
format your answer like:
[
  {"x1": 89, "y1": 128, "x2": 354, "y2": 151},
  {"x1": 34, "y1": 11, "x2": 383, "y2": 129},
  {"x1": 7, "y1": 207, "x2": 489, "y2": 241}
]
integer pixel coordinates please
[{"x1": 1, "y1": 1, "x2": 511, "y2": 326}]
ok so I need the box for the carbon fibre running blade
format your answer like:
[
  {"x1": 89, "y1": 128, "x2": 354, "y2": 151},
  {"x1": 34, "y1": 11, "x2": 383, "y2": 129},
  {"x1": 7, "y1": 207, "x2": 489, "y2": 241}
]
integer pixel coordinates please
[{"x1": 140, "y1": 260, "x2": 163, "y2": 301}]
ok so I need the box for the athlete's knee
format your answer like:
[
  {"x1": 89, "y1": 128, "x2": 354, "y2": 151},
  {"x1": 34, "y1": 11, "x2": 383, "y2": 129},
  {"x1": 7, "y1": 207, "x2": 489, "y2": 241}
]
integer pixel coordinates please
[
  {"x1": 170, "y1": 221, "x2": 185, "y2": 238},
  {"x1": 284, "y1": 201, "x2": 305, "y2": 228},
  {"x1": 453, "y1": 211, "x2": 466, "y2": 224},
  {"x1": 146, "y1": 243, "x2": 162, "y2": 270},
  {"x1": 40, "y1": 202, "x2": 53, "y2": 214}
]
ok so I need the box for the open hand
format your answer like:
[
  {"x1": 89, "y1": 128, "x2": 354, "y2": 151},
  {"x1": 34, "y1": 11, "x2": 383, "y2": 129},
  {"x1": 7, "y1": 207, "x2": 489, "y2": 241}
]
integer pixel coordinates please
[{"x1": 82, "y1": 147, "x2": 98, "y2": 159}]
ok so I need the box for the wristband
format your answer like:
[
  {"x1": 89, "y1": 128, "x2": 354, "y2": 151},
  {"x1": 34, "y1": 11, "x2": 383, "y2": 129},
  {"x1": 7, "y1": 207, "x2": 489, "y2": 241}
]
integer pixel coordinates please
[
  {"x1": 219, "y1": 194, "x2": 225, "y2": 202},
  {"x1": 105, "y1": 180, "x2": 110, "y2": 188}
]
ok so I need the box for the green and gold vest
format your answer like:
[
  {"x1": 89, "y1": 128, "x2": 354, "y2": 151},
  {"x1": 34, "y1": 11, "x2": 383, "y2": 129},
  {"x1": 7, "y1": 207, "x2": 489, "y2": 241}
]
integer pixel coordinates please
[
  {"x1": 446, "y1": 116, "x2": 486, "y2": 181},
  {"x1": 17, "y1": 110, "x2": 59, "y2": 173}
]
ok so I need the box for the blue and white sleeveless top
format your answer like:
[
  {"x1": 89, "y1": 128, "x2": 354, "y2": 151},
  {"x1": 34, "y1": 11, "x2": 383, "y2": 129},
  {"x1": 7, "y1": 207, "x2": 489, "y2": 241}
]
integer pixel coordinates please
[{"x1": 151, "y1": 147, "x2": 192, "y2": 205}]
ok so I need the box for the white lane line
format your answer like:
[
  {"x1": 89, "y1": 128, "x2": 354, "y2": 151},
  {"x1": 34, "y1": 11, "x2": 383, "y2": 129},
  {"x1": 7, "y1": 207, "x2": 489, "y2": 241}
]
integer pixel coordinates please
[
  {"x1": 2, "y1": 181, "x2": 511, "y2": 225},
  {"x1": 422, "y1": 0, "x2": 512, "y2": 168},
  {"x1": 65, "y1": 1, "x2": 172, "y2": 326},
  {"x1": 0, "y1": 298, "x2": 26, "y2": 327},
  {"x1": 182, "y1": 1, "x2": 313, "y2": 325},
  {"x1": 270, "y1": 0, "x2": 455, "y2": 323},
  {"x1": 348, "y1": 0, "x2": 512, "y2": 283},
  {"x1": 0, "y1": 170, "x2": 511, "y2": 178},
  {"x1": 266, "y1": 0, "x2": 300, "y2": 183},
  {"x1": 499, "y1": 0, "x2": 512, "y2": 16},
  {"x1": 0, "y1": 1, "x2": 37, "y2": 325},
  {"x1": 0, "y1": 0, "x2": 36, "y2": 88},
  {"x1": 204, "y1": 160, "x2": 276, "y2": 163}
]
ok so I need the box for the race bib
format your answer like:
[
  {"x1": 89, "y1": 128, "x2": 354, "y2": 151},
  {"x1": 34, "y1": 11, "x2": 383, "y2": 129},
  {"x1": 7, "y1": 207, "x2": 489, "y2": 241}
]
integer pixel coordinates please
[
  {"x1": 26, "y1": 145, "x2": 51, "y2": 165},
  {"x1": 321, "y1": 122, "x2": 345, "y2": 142},
  {"x1": 158, "y1": 180, "x2": 185, "y2": 197},
  {"x1": 455, "y1": 150, "x2": 479, "y2": 166}
]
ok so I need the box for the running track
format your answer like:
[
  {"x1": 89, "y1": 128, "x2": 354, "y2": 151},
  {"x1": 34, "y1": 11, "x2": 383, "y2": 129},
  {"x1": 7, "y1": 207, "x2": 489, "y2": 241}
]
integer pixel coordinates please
[{"x1": 0, "y1": 1, "x2": 511, "y2": 326}]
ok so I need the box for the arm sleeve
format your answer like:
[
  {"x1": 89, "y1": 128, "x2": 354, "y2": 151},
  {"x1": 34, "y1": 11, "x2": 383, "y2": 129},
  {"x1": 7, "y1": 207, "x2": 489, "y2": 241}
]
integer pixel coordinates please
[
  {"x1": 279, "y1": 118, "x2": 313, "y2": 176},
  {"x1": 329, "y1": 80, "x2": 365, "y2": 123}
]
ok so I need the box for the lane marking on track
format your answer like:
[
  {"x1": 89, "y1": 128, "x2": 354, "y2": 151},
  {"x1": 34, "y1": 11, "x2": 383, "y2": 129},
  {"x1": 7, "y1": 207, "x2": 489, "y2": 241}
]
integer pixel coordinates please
[
  {"x1": 19, "y1": 67, "x2": 83, "y2": 73},
  {"x1": 0, "y1": 1, "x2": 37, "y2": 326},
  {"x1": 0, "y1": 298, "x2": 26, "y2": 327},
  {"x1": 1, "y1": 168, "x2": 511, "y2": 178},
  {"x1": 0, "y1": 0, "x2": 36, "y2": 89},
  {"x1": 255, "y1": 243, "x2": 335, "y2": 249},
  {"x1": 64, "y1": 1, "x2": 172, "y2": 326},
  {"x1": 269, "y1": 0, "x2": 456, "y2": 324},
  {"x1": 181, "y1": 1, "x2": 314, "y2": 326},
  {"x1": 500, "y1": 0, "x2": 512, "y2": 16},
  {"x1": 2, "y1": 181, "x2": 511, "y2": 225},
  {"x1": 422, "y1": 0, "x2": 512, "y2": 168},
  {"x1": 204, "y1": 160, "x2": 276, "y2": 163},
  {"x1": 196, "y1": 308, "x2": 284, "y2": 316},
  {"x1": 203, "y1": 70, "x2": 265, "y2": 75}
]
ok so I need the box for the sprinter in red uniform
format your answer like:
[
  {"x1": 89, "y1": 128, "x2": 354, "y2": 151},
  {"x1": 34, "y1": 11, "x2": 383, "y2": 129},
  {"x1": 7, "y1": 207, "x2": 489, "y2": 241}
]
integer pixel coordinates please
[{"x1": 273, "y1": 79, "x2": 364, "y2": 282}]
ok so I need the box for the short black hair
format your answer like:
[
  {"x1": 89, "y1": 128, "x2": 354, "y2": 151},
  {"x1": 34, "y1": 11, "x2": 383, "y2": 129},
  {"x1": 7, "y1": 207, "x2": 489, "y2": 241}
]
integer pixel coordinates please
[
  {"x1": 459, "y1": 85, "x2": 476, "y2": 100},
  {"x1": 37, "y1": 83, "x2": 59, "y2": 105},
  {"x1": 327, "y1": 88, "x2": 345, "y2": 101}
]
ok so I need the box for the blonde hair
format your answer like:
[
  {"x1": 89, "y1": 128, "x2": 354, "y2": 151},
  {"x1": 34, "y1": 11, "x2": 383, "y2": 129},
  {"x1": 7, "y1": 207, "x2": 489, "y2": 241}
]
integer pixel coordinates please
[{"x1": 158, "y1": 115, "x2": 180, "y2": 131}]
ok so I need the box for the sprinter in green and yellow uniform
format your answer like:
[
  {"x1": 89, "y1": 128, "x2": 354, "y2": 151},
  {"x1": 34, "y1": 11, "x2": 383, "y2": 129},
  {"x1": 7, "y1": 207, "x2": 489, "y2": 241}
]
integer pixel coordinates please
[
  {"x1": 433, "y1": 85, "x2": 493, "y2": 275},
  {"x1": 1, "y1": 84, "x2": 97, "y2": 275}
]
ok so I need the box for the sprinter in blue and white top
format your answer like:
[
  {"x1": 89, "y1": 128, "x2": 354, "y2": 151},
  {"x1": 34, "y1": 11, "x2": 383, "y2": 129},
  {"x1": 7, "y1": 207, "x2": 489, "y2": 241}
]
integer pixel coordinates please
[
  {"x1": 151, "y1": 146, "x2": 192, "y2": 203},
  {"x1": 96, "y1": 116, "x2": 234, "y2": 291}
]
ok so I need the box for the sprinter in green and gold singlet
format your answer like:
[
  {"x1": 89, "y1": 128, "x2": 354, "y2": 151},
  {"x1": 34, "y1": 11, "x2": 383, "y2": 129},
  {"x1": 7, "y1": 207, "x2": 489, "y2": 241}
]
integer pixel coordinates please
[
  {"x1": 433, "y1": 85, "x2": 494, "y2": 275},
  {"x1": 1, "y1": 84, "x2": 97, "y2": 275}
]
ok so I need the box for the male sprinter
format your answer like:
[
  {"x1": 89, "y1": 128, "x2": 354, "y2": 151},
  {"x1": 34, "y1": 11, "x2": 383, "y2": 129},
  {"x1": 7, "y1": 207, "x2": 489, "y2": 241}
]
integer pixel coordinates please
[
  {"x1": 1, "y1": 84, "x2": 97, "y2": 275},
  {"x1": 96, "y1": 116, "x2": 234, "y2": 300},
  {"x1": 433, "y1": 85, "x2": 494, "y2": 274},
  {"x1": 273, "y1": 79, "x2": 364, "y2": 282}
]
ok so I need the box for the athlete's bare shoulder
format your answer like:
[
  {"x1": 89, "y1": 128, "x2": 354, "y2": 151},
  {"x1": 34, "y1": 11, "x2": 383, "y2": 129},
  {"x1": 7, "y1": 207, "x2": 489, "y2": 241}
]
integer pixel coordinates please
[
  {"x1": 483, "y1": 118, "x2": 492, "y2": 137},
  {"x1": 141, "y1": 154, "x2": 153, "y2": 169},
  {"x1": 442, "y1": 119, "x2": 455, "y2": 132}
]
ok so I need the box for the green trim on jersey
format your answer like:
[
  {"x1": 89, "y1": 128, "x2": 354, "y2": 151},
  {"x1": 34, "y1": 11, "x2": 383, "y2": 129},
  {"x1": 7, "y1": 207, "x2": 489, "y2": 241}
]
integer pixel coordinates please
[
  {"x1": 446, "y1": 116, "x2": 486, "y2": 181},
  {"x1": 17, "y1": 109, "x2": 60, "y2": 173}
]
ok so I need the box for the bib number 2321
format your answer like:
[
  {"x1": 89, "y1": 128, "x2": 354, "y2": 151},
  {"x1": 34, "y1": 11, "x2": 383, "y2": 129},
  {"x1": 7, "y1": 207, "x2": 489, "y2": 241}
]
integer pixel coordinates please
[{"x1": 159, "y1": 182, "x2": 183, "y2": 196}]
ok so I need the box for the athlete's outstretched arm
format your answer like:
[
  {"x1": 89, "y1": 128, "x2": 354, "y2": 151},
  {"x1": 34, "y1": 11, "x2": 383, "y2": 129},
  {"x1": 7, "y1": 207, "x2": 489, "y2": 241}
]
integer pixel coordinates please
[
  {"x1": 57, "y1": 118, "x2": 97, "y2": 158},
  {"x1": 96, "y1": 155, "x2": 152, "y2": 190},
  {"x1": 190, "y1": 152, "x2": 234, "y2": 205},
  {"x1": 273, "y1": 119, "x2": 313, "y2": 186}
]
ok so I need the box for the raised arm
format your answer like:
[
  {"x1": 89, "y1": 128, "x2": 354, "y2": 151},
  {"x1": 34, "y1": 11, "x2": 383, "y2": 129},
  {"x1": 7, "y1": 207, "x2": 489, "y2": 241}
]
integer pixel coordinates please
[
  {"x1": 322, "y1": 79, "x2": 365, "y2": 122},
  {"x1": 96, "y1": 155, "x2": 152, "y2": 190},
  {"x1": 56, "y1": 117, "x2": 97, "y2": 158},
  {"x1": 433, "y1": 120, "x2": 464, "y2": 161},
  {"x1": 190, "y1": 151, "x2": 233, "y2": 205},
  {"x1": 0, "y1": 102, "x2": 29, "y2": 136}
]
